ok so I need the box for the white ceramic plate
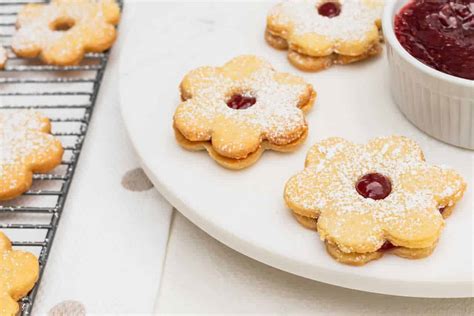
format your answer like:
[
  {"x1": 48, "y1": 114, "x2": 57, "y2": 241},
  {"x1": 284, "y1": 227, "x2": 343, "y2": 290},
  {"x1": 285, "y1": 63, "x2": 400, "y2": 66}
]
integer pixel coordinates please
[{"x1": 119, "y1": 2, "x2": 473, "y2": 298}]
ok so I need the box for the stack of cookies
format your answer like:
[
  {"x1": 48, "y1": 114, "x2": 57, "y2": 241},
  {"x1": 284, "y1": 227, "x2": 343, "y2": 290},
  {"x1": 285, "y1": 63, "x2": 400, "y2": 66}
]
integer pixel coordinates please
[
  {"x1": 266, "y1": 0, "x2": 384, "y2": 71},
  {"x1": 174, "y1": 55, "x2": 316, "y2": 169}
]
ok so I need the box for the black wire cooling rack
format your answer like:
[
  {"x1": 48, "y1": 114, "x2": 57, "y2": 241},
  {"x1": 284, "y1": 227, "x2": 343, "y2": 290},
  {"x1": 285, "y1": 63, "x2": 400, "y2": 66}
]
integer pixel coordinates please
[{"x1": 0, "y1": 0, "x2": 121, "y2": 314}]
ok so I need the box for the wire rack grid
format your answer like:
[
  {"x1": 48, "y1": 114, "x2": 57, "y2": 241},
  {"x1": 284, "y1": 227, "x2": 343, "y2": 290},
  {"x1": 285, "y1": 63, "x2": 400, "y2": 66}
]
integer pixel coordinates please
[{"x1": 0, "y1": 0, "x2": 121, "y2": 314}]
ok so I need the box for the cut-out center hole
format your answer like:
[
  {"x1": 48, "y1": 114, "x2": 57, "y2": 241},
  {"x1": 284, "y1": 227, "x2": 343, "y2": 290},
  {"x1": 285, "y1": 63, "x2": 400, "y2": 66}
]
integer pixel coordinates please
[
  {"x1": 51, "y1": 17, "x2": 75, "y2": 32},
  {"x1": 356, "y1": 173, "x2": 392, "y2": 200},
  {"x1": 317, "y1": 1, "x2": 341, "y2": 18},
  {"x1": 226, "y1": 94, "x2": 256, "y2": 110}
]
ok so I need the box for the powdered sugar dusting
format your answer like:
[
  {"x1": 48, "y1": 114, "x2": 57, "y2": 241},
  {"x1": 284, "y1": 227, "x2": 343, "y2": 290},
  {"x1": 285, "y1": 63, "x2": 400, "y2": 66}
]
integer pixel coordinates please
[
  {"x1": 176, "y1": 61, "x2": 312, "y2": 149},
  {"x1": 270, "y1": 0, "x2": 383, "y2": 41},
  {"x1": 0, "y1": 231, "x2": 38, "y2": 315},
  {"x1": 0, "y1": 111, "x2": 62, "y2": 191},
  {"x1": 11, "y1": 0, "x2": 119, "y2": 63},
  {"x1": 285, "y1": 136, "x2": 467, "y2": 251},
  {"x1": 289, "y1": 136, "x2": 465, "y2": 216},
  {"x1": 1, "y1": 111, "x2": 49, "y2": 167}
]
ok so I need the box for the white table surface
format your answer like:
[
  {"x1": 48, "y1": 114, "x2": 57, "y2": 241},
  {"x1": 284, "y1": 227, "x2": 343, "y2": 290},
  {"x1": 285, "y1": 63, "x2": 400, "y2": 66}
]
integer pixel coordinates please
[{"x1": 157, "y1": 212, "x2": 474, "y2": 314}]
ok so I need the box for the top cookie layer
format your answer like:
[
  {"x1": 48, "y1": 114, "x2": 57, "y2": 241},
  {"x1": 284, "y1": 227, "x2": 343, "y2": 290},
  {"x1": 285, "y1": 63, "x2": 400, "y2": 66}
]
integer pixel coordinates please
[
  {"x1": 0, "y1": 231, "x2": 39, "y2": 316},
  {"x1": 0, "y1": 111, "x2": 64, "y2": 200},
  {"x1": 174, "y1": 55, "x2": 315, "y2": 160},
  {"x1": 284, "y1": 136, "x2": 466, "y2": 253},
  {"x1": 12, "y1": 0, "x2": 120, "y2": 65},
  {"x1": 267, "y1": 0, "x2": 383, "y2": 56}
]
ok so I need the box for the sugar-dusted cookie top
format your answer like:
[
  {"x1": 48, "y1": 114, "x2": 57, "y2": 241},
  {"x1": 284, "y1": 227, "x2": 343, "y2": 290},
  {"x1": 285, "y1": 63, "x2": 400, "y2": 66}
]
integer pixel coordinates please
[
  {"x1": 267, "y1": 0, "x2": 384, "y2": 57},
  {"x1": 0, "y1": 110, "x2": 64, "y2": 200},
  {"x1": 174, "y1": 55, "x2": 316, "y2": 166},
  {"x1": 0, "y1": 231, "x2": 39, "y2": 315},
  {"x1": 12, "y1": 0, "x2": 120, "y2": 65},
  {"x1": 284, "y1": 136, "x2": 466, "y2": 254}
]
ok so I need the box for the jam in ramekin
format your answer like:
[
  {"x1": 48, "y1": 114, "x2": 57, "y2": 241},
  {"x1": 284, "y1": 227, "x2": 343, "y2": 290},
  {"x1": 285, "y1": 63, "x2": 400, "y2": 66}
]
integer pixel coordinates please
[{"x1": 395, "y1": 0, "x2": 474, "y2": 80}]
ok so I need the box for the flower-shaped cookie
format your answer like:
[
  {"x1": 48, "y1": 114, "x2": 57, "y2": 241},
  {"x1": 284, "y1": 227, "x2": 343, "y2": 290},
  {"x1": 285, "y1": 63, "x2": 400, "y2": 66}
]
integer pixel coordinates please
[
  {"x1": 284, "y1": 136, "x2": 466, "y2": 265},
  {"x1": 174, "y1": 55, "x2": 316, "y2": 169},
  {"x1": 12, "y1": 0, "x2": 120, "y2": 66},
  {"x1": 0, "y1": 46, "x2": 6, "y2": 70},
  {"x1": 0, "y1": 231, "x2": 39, "y2": 315},
  {"x1": 266, "y1": 0, "x2": 384, "y2": 71},
  {"x1": 0, "y1": 111, "x2": 64, "y2": 200}
]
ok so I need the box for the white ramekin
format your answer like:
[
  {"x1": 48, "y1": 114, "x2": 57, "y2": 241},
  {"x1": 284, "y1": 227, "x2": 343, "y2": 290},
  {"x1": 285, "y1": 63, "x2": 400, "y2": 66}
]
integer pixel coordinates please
[{"x1": 383, "y1": 0, "x2": 474, "y2": 150}]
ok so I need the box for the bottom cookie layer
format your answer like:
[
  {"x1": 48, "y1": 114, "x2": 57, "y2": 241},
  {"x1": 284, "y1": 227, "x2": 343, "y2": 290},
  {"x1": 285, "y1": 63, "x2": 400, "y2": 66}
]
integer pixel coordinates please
[
  {"x1": 175, "y1": 127, "x2": 309, "y2": 170},
  {"x1": 265, "y1": 29, "x2": 382, "y2": 72},
  {"x1": 293, "y1": 212, "x2": 318, "y2": 230},
  {"x1": 326, "y1": 242, "x2": 436, "y2": 266},
  {"x1": 287, "y1": 45, "x2": 382, "y2": 72},
  {"x1": 264, "y1": 29, "x2": 289, "y2": 50}
]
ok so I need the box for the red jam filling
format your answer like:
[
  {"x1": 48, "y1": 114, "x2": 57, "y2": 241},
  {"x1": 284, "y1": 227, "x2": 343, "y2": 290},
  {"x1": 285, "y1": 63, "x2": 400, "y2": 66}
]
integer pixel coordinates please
[
  {"x1": 318, "y1": 2, "x2": 341, "y2": 18},
  {"x1": 380, "y1": 241, "x2": 396, "y2": 251},
  {"x1": 395, "y1": 0, "x2": 474, "y2": 80},
  {"x1": 356, "y1": 173, "x2": 392, "y2": 200},
  {"x1": 226, "y1": 94, "x2": 256, "y2": 110}
]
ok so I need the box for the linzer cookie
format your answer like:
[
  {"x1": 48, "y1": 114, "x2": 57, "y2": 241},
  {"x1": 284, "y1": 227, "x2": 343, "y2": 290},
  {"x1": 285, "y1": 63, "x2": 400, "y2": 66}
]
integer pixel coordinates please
[
  {"x1": 266, "y1": 0, "x2": 384, "y2": 71},
  {"x1": 12, "y1": 0, "x2": 120, "y2": 66},
  {"x1": 174, "y1": 55, "x2": 316, "y2": 169},
  {"x1": 284, "y1": 136, "x2": 466, "y2": 265},
  {"x1": 0, "y1": 231, "x2": 39, "y2": 315},
  {"x1": 0, "y1": 110, "x2": 64, "y2": 200},
  {"x1": 0, "y1": 46, "x2": 6, "y2": 70}
]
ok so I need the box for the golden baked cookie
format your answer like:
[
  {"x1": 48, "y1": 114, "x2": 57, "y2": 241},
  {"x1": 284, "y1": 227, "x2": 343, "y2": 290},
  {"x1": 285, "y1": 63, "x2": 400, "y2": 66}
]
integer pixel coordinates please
[
  {"x1": 174, "y1": 55, "x2": 316, "y2": 170},
  {"x1": 0, "y1": 110, "x2": 64, "y2": 200},
  {"x1": 266, "y1": 0, "x2": 384, "y2": 71},
  {"x1": 0, "y1": 231, "x2": 39, "y2": 316},
  {"x1": 0, "y1": 46, "x2": 6, "y2": 70},
  {"x1": 284, "y1": 136, "x2": 466, "y2": 265},
  {"x1": 12, "y1": 0, "x2": 120, "y2": 66}
]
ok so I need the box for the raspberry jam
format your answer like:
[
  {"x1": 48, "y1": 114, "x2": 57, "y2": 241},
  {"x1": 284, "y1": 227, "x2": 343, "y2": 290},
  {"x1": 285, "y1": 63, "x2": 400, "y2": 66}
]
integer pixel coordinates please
[
  {"x1": 318, "y1": 2, "x2": 341, "y2": 18},
  {"x1": 395, "y1": 0, "x2": 474, "y2": 80},
  {"x1": 380, "y1": 241, "x2": 396, "y2": 251},
  {"x1": 226, "y1": 94, "x2": 256, "y2": 110},
  {"x1": 356, "y1": 173, "x2": 392, "y2": 200}
]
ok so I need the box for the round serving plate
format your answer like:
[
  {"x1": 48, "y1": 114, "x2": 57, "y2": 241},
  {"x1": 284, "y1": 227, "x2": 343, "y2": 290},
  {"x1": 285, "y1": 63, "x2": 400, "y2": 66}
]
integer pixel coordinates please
[{"x1": 119, "y1": 2, "x2": 473, "y2": 297}]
